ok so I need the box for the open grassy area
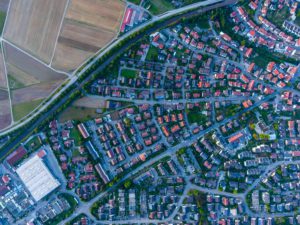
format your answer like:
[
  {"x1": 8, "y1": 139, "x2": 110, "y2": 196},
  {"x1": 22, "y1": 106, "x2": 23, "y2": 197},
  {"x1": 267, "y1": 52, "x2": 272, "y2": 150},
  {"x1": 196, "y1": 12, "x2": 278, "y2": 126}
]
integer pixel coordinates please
[
  {"x1": 222, "y1": 104, "x2": 241, "y2": 117},
  {"x1": 143, "y1": 0, "x2": 205, "y2": 14},
  {"x1": 186, "y1": 109, "x2": 208, "y2": 125},
  {"x1": 70, "y1": 127, "x2": 82, "y2": 146},
  {"x1": 121, "y1": 68, "x2": 138, "y2": 79},
  {"x1": 144, "y1": 0, "x2": 174, "y2": 15},
  {"x1": 8, "y1": 74, "x2": 26, "y2": 90},
  {"x1": 12, "y1": 98, "x2": 44, "y2": 121},
  {"x1": 59, "y1": 106, "x2": 101, "y2": 122},
  {"x1": 24, "y1": 135, "x2": 42, "y2": 152},
  {"x1": 185, "y1": 14, "x2": 210, "y2": 29},
  {"x1": 146, "y1": 45, "x2": 159, "y2": 61},
  {"x1": 0, "y1": 11, "x2": 6, "y2": 35},
  {"x1": 266, "y1": 6, "x2": 290, "y2": 28},
  {"x1": 128, "y1": 0, "x2": 142, "y2": 5}
]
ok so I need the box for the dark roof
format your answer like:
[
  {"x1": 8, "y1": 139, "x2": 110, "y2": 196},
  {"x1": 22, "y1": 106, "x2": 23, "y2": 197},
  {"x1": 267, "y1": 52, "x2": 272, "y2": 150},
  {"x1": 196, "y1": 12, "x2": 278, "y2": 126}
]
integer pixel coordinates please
[
  {"x1": 0, "y1": 185, "x2": 9, "y2": 196},
  {"x1": 6, "y1": 146, "x2": 27, "y2": 167}
]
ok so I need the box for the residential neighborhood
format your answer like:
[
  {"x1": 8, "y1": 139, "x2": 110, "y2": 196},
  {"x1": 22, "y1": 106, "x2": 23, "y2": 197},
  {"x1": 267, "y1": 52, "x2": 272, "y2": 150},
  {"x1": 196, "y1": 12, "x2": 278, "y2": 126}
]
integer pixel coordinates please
[{"x1": 0, "y1": 0, "x2": 300, "y2": 224}]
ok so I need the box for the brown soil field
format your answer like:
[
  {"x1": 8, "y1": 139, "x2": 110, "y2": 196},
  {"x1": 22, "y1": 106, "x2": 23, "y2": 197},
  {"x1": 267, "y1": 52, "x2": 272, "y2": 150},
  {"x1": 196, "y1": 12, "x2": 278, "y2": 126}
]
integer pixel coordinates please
[
  {"x1": 0, "y1": 0, "x2": 9, "y2": 12},
  {"x1": 4, "y1": 42, "x2": 67, "y2": 84},
  {"x1": 3, "y1": 0, "x2": 68, "y2": 63},
  {"x1": 0, "y1": 89, "x2": 11, "y2": 129},
  {"x1": 52, "y1": 0, "x2": 125, "y2": 71},
  {"x1": 10, "y1": 80, "x2": 63, "y2": 105},
  {"x1": 73, "y1": 96, "x2": 107, "y2": 108},
  {"x1": 0, "y1": 50, "x2": 8, "y2": 89},
  {"x1": 0, "y1": 88, "x2": 8, "y2": 100},
  {"x1": 59, "y1": 106, "x2": 101, "y2": 123},
  {"x1": 6, "y1": 63, "x2": 40, "y2": 88}
]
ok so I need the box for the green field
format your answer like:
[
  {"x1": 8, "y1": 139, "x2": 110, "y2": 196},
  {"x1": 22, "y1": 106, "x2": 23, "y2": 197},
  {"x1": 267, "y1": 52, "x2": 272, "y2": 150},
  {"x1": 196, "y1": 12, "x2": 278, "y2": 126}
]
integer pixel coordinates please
[
  {"x1": 24, "y1": 135, "x2": 42, "y2": 152},
  {"x1": 12, "y1": 99, "x2": 44, "y2": 121},
  {"x1": 121, "y1": 69, "x2": 138, "y2": 79},
  {"x1": 8, "y1": 74, "x2": 25, "y2": 90},
  {"x1": 144, "y1": 0, "x2": 174, "y2": 15},
  {"x1": 186, "y1": 109, "x2": 208, "y2": 125},
  {"x1": 266, "y1": 6, "x2": 289, "y2": 28},
  {"x1": 128, "y1": 0, "x2": 142, "y2": 5},
  {"x1": 146, "y1": 45, "x2": 159, "y2": 61},
  {"x1": 59, "y1": 106, "x2": 100, "y2": 122},
  {"x1": 0, "y1": 11, "x2": 6, "y2": 35},
  {"x1": 70, "y1": 127, "x2": 82, "y2": 146}
]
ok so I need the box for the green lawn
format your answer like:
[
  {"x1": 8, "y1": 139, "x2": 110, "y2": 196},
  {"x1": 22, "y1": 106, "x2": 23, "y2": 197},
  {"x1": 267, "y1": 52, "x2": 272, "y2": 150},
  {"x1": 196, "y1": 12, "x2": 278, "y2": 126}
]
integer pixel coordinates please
[
  {"x1": 8, "y1": 74, "x2": 25, "y2": 90},
  {"x1": 121, "y1": 69, "x2": 138, "y2": 79},
  {"x1": 128, "y1": 0, "x2": 141, "y2": 5},
  {"x1": 146, "y1": 45, "x2": 159, "y2": 61},
  {"x1": 70, "y1": 128, "x2": 82, "y2": 146},
  {"x1": 59, "y1": 106, "x2": 100, "y2": 123},
  {"x1": 24, "y1": 136, "x2": 42, "y2": 152},
  {"x1": 223, "y1": 105, "x2": 241, "y2": 117},
  {"x1": 266, "y1": 6, "x2": 289, "y2": 28},
  {"x1": 12, "y1": 99, "x2": 44, "y2": 121},
  {"x1": 144, "y1": 0, "x2": 174, "y2": 15},
  {"x1": 0, "y1": 11, "x2": 6, "y2": 35},
  {"x1": 186, "y1": 110, "x2": 208, "y2": 125},
  {"x1": 144, "y1": 0, "x2": 204, "y2": 14}
]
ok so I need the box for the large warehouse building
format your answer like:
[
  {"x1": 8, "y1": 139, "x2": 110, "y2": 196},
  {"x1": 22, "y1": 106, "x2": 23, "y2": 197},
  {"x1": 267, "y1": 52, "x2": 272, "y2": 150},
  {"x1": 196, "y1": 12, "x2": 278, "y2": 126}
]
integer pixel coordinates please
[{"x1": 16, "y1": 155, "x2": 60, "y2": 202}]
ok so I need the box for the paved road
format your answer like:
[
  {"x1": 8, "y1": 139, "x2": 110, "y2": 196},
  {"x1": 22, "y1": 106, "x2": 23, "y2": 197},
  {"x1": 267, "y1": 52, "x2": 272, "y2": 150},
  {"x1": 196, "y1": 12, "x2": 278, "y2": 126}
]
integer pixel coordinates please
[{"x1": 87, "y1": 94, "x2": 258, "y2": 105}]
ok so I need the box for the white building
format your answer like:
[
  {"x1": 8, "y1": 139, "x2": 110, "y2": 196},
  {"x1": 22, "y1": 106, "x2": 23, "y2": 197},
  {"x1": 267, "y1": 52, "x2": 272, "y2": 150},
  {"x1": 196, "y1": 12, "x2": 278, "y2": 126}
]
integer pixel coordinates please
[{"x1": 16, "y1": 155, "x2": 60, "y2": 202}]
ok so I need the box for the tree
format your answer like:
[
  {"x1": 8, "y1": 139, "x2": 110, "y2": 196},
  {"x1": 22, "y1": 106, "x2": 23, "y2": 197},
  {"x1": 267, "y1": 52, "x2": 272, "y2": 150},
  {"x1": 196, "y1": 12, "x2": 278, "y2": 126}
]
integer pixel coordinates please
[
  {"x1": 249, "y1": 123, "x2": 256, "y2": 130},
  {"x1": 124, "y1": 180, "x2": 132, "y2": 189},
  {"x1": 241, "y1": 40, "x2": 246, "y2": 46},
  {"x1": 252, "y1": 133, "x2": 258, "y2": 140}
]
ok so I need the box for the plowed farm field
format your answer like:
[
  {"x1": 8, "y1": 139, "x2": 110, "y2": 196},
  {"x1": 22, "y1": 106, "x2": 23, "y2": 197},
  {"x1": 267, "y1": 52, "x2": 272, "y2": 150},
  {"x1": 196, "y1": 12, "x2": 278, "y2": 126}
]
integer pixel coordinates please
[
  {"x1": 3, "y1": 0, "x2": 68, "y2": 63},
  {"x1": 52, "y1": 0, "x2": 125, "y2": 72}
]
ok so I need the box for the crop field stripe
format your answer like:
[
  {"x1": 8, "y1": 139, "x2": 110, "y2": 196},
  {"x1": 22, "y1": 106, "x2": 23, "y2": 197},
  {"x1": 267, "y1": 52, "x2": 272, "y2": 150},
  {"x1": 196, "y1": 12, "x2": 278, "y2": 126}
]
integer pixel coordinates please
[
  {"x1": 0, "y1": 39, "x2": 13, "y2": 125},
  {"x1": 1, "y1": 0, "x2": 11, "y2": 38},
  {"x1": 3, "y1": 39, "x2": 70, "y2": 77},
  {"x1": 49, "y1": 0, "x2": 71, "y2": 67}
]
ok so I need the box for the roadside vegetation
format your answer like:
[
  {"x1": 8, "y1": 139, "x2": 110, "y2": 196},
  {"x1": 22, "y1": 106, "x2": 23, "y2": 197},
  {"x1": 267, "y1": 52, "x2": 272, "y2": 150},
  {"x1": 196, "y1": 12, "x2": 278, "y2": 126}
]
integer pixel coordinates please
[
  {"x1": 128, "y1": 0, "x2": 142, "y2": 5},
  {"x1": 0, "y1": 11, "x2": 6, "y2": 34},
  {"x1": 12, "y1": 99, "x2": 44, "y2": 121},
  {"x1": 59, "y1": 106, "x2": 100, "y2": 123},
  {"x1": 143, "y1": 0, "x2": 174, "y2": 15}
]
